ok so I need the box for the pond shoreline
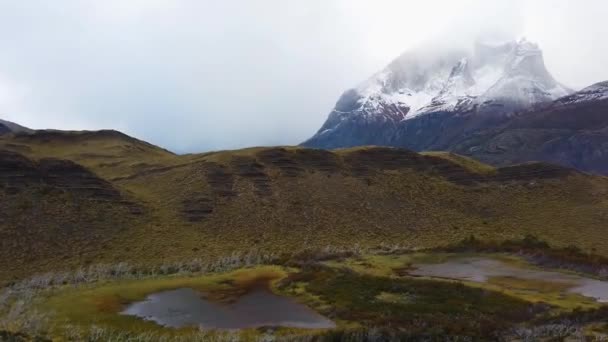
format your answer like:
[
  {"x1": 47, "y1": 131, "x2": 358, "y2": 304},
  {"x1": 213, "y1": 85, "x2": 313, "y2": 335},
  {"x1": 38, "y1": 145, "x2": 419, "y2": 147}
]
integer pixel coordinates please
[
  {"x1": 409, "y1": 256, "x2": 608, "y2": 303},
  {"x1": 122, "y1": 285, "x2": 335, "y2": 330}
]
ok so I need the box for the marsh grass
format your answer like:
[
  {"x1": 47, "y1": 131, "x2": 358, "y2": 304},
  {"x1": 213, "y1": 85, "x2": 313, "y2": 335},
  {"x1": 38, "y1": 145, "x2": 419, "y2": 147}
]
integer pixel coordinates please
[
  {"x1": 314, "y1": 237, "x2": 608, "y2": 311},
  {"x1": 278, "y1": 265, "x2": 537, "y2": 339}
]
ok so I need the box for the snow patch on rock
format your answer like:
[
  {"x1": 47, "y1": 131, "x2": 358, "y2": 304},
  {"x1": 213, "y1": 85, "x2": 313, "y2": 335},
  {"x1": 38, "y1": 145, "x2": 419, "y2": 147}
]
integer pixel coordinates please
[{"x1": 555, "y1": 81, "x2": 608, "y2": 105}]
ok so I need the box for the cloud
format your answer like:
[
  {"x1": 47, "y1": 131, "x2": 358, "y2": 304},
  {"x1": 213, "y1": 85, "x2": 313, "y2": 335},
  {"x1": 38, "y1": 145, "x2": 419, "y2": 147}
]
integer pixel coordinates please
[{"x1": 0, "y1": 0, "x2": 606, "y2": 152}]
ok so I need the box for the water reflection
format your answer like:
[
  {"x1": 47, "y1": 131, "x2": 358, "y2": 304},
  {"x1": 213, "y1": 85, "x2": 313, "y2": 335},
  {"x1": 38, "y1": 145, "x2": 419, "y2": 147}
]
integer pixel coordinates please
[
  {"x1": 410, "y1": 257, "x2": 608, "y2": 302},
  {"x1": 122, "y1": 287, "x2": 335, "y2": 329}
]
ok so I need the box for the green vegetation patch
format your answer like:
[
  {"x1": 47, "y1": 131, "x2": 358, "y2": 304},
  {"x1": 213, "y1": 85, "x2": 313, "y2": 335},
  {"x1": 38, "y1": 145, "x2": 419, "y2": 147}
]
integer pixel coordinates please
[{"x1": 279, "y1": 266, "x2": 536, "y2": 339}]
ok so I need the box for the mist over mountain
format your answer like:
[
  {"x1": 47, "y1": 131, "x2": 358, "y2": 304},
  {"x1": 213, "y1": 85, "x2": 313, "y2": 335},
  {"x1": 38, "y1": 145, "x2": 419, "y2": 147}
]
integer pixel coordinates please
[
  {"x1": 304, "y1": 38, "x2": 570, "y2": 146},
  {"x1": 303, "y1": 38, "x2": 608, "y2": 174}
]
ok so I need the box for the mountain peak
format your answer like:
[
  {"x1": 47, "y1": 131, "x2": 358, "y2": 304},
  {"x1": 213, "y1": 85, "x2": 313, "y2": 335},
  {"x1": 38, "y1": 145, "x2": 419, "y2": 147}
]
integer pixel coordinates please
[
  {"x1": 370, "y1": 38, "x2": 571, "y2": 119},
  {"x1": 304, "y1": 39, "x2": 575, "y2": 149},
  {"x1": 354, "y1": 38, "x2": 569, "y2": 119},
  {"x1": 515, "y1": 37, "x2": 539, "y2": 52}
]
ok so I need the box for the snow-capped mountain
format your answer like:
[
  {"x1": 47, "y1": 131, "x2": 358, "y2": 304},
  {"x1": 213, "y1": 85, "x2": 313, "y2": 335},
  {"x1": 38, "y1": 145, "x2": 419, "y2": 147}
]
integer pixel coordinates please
[{"x1": 304, "y1": 39, "x2": 572, "y2": 149}]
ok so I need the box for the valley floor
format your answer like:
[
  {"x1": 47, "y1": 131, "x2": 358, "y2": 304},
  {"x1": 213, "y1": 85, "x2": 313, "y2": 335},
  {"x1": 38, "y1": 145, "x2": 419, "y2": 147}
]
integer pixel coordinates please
[{"x1": 2, "y1": 238, "x2": 608, "y2": 341}]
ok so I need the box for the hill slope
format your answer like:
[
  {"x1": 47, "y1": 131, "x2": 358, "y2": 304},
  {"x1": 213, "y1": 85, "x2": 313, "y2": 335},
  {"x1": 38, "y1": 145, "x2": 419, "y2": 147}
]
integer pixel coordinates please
[
  {"x1": 0, "y1": 129, "x2": 176, "y2": 181},
  {"x1": 0, "y1": 119, "x2": 33, "y2": 134},
  {"x1": 1, "y1": 130, "x2": 608, "y2": 283},
  {"x1": 0, "y1": 150, "x2": 143, "y2": 281},
  {"x1": 0, "y1": 123, "x2": 9, "y2": 135}
]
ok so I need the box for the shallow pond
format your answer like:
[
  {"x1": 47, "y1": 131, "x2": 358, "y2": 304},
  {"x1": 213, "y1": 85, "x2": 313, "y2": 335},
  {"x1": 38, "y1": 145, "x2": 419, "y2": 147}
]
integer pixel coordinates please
[
  {"x1": 122, "y1": 286, "x2": 335, "y2": 330},
  {"x1": 410, "y1": 257, "x2": 608, "y2": 302}
]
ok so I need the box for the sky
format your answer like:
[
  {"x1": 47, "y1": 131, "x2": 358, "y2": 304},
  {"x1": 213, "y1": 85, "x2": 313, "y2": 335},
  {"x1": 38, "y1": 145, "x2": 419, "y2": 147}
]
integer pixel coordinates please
[{"x1": 0, "y1": 0, "x2": 607, "y2": 153}]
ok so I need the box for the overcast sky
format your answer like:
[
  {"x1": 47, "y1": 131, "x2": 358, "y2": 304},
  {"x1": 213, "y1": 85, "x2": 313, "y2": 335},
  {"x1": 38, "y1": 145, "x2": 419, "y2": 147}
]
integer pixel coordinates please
[{"x1": 0, "y1": 0, "x2": 607, "y2": 152}]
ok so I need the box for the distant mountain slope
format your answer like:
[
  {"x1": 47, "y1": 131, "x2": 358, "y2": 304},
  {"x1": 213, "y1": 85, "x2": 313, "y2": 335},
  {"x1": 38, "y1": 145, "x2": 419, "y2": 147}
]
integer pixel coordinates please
[
  {"x1": 0, "y1": 119, "x2": 33, "y2": 134},
  {"x1": 452, "y1": 81, "x2": 608, "y2": 173},
  {"x1": 1, "y1": 127, "x2": 607, "y2": 282},
  {"x1": 304, "y1": 39, "x2": 571, "y2": 149},
  {"x1": 0, "y1": 123, "x2": 9, "y2": 135}
]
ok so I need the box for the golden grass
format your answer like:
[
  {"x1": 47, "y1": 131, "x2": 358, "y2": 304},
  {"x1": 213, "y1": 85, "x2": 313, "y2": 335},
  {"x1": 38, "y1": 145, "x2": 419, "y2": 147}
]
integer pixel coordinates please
[
  {"x1": 1, "y1": 130, "x2": 608, "y2": 283},
  {"x1": 421, "y1": 151, "x2": 497, "y2": 174}
]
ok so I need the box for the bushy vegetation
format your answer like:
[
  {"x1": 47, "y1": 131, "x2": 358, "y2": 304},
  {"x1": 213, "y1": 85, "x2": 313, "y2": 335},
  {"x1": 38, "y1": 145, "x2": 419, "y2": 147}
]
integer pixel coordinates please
[{"x1": 280, "y1": 265, "x2": 540, "y2": 339}]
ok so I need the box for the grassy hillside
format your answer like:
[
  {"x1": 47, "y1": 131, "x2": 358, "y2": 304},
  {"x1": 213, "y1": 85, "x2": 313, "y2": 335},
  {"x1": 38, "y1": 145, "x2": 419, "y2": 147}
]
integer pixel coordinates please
[
  {"x1": 1, "y1": 130, "x2": 607, "y2": 283},
  {"x1": 0, "y1": 130, "x2": 177, "y2": 180},
  {"x1": 420, "y1": 151, "x2": 496, "y2": 174},
  {"x1": 0, "y1": 150, "x2": 144, "y2": 282}
]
